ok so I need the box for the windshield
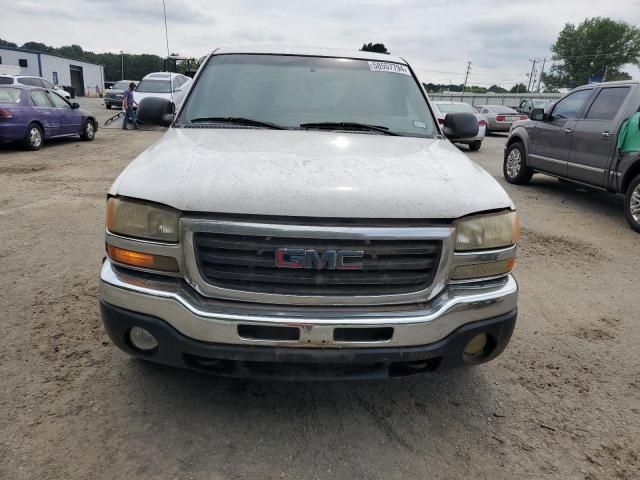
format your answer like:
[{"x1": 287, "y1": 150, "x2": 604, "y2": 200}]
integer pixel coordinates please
[
  {"x1": 0, "y1": 87, "x2": 21, "y2": 103},
  {"x1": 136, "y1": 79, "x2": 171, "y2": 93},
  {"x1": 113, "y1": 81, "x2": 132, "y2": 90},
  {"x1": 435, "y1": 103, "x2": 475, "y2": 114},
  {"x1": 178, "y1": 54, "x2": 436, "y2": 137}
]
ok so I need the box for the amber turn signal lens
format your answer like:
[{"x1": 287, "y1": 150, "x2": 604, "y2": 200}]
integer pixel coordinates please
[
  {"x1": 107, "y1": 245, "x2": 179, "y2": 272},
  {"x1": 451, "y1": 257, "x2": 515, "y2": 281}
]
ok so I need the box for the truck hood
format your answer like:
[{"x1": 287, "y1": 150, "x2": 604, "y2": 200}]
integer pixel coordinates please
[{"x1": 110, "y1": 128, "x2": 513, "y2": 219}]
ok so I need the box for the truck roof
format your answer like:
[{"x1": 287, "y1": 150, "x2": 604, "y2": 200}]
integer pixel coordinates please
[
  {"x1": 211, "y1": 45, "x2": 408, "y2": 64},
  {"x1": 575, "y1": 80, "x2": 640, "y2": 89}
]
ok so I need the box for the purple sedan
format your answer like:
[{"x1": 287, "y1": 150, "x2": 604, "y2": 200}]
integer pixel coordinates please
[{"x1": 0, "y1": 84, "x2": 97, "y2": 150}]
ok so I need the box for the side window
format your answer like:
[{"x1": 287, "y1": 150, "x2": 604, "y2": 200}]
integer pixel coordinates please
[
  {"x1": 42, "y1": 79, "x2": 55, "y2": 89},
  {"x1": 48, "y1": 92, "x2": 70, "y2": 108},
  {"x1": 551, "y1": 90, "x2": 592, "y2": 120},
  {"x1": 585, "y1": 87, "x2": 631, "y2": 121},
  {"x1": 31, "y1": 90, "x2": 52, "y2": 107},
  {"x1": 18, "y1": 77, "x2": 34, "y2": 86}
]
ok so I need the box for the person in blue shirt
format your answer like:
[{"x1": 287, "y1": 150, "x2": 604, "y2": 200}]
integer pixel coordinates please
[{"x1": 122, "y1": 82, "x2": 139, "y2": 130}]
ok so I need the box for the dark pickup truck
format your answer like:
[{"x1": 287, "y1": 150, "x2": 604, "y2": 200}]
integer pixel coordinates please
[{"x1": 504, "y1": 80, "x2": 640, "y2": 232}]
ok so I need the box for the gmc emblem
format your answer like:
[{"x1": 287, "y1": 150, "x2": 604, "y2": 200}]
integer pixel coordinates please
[{"x1": 275, "y1": 248, "x2": 364, "y2": 270}]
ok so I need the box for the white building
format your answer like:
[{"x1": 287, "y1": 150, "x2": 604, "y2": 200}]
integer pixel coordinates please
[{"x1": 0, "y1": 46, "x2": 105, "y2": 96}]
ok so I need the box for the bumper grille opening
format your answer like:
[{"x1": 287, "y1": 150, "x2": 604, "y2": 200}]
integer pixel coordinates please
[
  {"x1": 389, "y1": 358, "x2": 442, "y2": 377},
  {"x1": 333, "y1": 327, "x2": 393, "y2": 342},
  {"x1": 238, "y1": 324, "x2": 300, "y2": 341},
  {"x1": 182, "y1": 353, "x2": 443, "y2": 379},
  {"x1": 193, "y1": 232, "x2": 442, "y2": 296}
]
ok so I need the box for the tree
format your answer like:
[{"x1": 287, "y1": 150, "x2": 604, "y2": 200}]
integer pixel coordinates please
[
  {"x1": 544, "y1": 17, "x2": 640, "y2": 89},
  {"x1": 510, "y1": 83, "x2": 529, "y2": 93},
  {"x1": 487, "y1": 85, "x2": 508, "y2": 94},
  {"x1": 0, "y1": 38, "x2": 17, "y2": 48},
  {"x1": 21, "y1": 42, "x2": 54, "y2": 53},
  {"x1": 360, "y1": 43, "x2": 389, "y2": 54}
]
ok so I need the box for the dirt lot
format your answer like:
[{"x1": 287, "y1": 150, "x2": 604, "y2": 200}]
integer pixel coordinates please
[{"x1": 1, "y1": 97, "x2": 639, "y2": 479}]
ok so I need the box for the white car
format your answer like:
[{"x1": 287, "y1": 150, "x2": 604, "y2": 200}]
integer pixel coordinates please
[
  {"x1": 432, "y1": 101, "x2": 486, "y2": 151},
  {"x1": 0, "y1": 75, "x2": 72, "y2": 100},
  {"x1": 132, "y1": 72, "x2": 192, "y2": 110}
]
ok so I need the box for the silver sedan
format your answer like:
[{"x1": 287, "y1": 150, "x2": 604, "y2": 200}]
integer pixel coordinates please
[{"x1": 477, "y1": 105, "x2": 527, "y2": 134}]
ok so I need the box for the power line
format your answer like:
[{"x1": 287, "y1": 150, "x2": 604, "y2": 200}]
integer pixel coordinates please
[
  {"x1": 526, "y1": 59, "x2": 538, "y2": 92},
  {"x1": 462, "y1": 61, "x2": 472, "y2": 95},
  {"x1": 536, "y1": 57, "x2": 546, "y2": 92}
]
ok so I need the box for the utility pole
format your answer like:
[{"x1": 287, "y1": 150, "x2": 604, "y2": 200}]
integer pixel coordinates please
[
  {"x1": 462, "y1": 61, "x2": 471, "y2": 96},
  {"x1": 120, "y1": 50, "x2": 124, "y2": 80},
  {"x1": 603, "y1": 64, "x2": 608, "y2": 82},
  {"x1": 536, "y1": 57, "x2": 546, "y2": 92},
  {"x1": 526, "y1": 59, "x2": 537, "y2": 93}
]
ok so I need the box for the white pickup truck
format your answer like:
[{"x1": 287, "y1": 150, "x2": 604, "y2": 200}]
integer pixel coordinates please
[{"x1": 99, "y1": 46, "x2": 519, "y2": 380}]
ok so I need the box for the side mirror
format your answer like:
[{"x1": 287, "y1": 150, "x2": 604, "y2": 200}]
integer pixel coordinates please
[
  {"x1": 137, "y1": 96, "x2": 174, "y2": 127},
  {"x1": 441, "y1": 112, "x2": 478, "y2": 139},
  {"x1": 530, "y1": 108, "x2": 546, "y2": 121},
  {"x1": 71, "y1": 102, "x2": 80, "y2": 109}
]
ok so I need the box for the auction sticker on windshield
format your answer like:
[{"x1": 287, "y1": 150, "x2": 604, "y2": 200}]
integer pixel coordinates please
[{"x1": 368, "y1": 61, "x2": 411, "y2": 75}]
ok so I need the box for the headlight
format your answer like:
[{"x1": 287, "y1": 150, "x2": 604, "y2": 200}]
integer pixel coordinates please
[
  {"x1": 455, "y1": 211, "x2": 519, "y2": 251},
  {"x1": 106, "y1": 197, "x2": 179, "y2": 242}
]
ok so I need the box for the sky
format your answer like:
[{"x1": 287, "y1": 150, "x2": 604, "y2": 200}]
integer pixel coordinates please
[{"x1": 2, "y1": 0, "x2": 640, "y2": 87}]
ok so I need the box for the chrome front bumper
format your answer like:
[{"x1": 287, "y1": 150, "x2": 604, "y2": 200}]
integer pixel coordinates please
[{"x1": 100, "y1": 260, "x2": 518, "y2": 349}]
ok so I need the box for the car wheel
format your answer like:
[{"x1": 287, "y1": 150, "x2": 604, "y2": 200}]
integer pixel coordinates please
[
  {"x1": 81, "y1": 119, "x2": 96, "y2": 141},
  {"x1": 503, "y1": 142, "x2": 533, "y2": 185},
  {"x1": 23, "y1": 123, "x2": 43, "y2": 151},
  {"x1": 469, "y1": 141, "x2": 482, "y2": 151},
  {"x1": 624, "y1": 174, "x2": 640, "y2": 233},
  {"x1": 105, "y1": 104, "x2": 111, "y2": 110}
]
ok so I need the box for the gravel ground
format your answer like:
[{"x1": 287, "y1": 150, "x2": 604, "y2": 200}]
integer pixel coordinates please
[{"x1": 1, "y1": 98, "x2": 638, "y2": 479}]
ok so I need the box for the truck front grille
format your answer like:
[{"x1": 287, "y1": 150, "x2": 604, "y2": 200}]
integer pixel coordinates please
[{"x1": 193, "y1": 232, "x2": 442, "y2": 296}]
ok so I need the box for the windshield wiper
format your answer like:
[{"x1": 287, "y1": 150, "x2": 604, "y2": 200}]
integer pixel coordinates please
[
  {"x1": 299, "y1": 122, "x2": 399, "y2": 136},
  {"x1": 188, "y1": 117, "x2": 286, "y2": 130}
]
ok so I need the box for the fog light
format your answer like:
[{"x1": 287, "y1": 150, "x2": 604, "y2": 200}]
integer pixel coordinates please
[
  {"x1": 129, "y1": 327, "x2": 158, "y2": 352},
  {"x1": 464, "y1": 333, "x2": 488, "y2": 356}
]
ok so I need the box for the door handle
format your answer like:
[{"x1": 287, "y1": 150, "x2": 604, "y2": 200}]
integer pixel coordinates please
[
  {"x1": 601, "y1": 131, "x2": 612, "y2": 138},
  {"x1": 564, "y1": 128, "x2": 573, "y2": 134}
]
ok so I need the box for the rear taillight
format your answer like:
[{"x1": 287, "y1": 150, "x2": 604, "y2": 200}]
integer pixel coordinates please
[
  {"x1": 479, "y1": 119, "x2": 487, "y2": 126},
  {"x1": 0, "y1": 109, "x2": 13, "y2": 119},
  {"x1": 520, "y1": 115, "x2": 528, "y2": 120},
  {"x1": 496, "y1": 115, "x2": 505, "y2": 121}
]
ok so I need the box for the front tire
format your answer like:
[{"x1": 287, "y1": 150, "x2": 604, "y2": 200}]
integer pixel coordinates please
[
  {"x1": 504, "y1": 142, "x2": 533, "y2": 184},
  {"x1": 624, "y1": 174, "x2": 640, "y2": 233},
  {"x1": 23, "y1": 123, "x2": 43, "y2": 151},
  {"x1": 81, "y1": 119, "x2": 96, "y2": 141},
  {"x1": 469, "y1": 141, "x2": 482, "y2": 151}
]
